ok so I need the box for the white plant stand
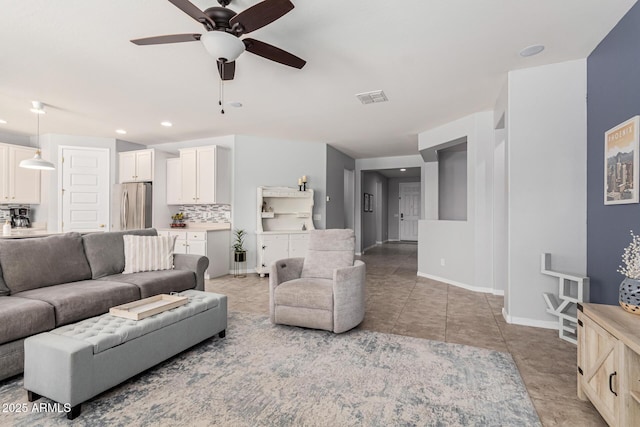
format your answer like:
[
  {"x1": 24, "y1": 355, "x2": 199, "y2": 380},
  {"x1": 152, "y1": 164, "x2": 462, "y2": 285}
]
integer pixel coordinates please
[{"x1": 540, "y1": 253, "x2": 589, "y2": 344}]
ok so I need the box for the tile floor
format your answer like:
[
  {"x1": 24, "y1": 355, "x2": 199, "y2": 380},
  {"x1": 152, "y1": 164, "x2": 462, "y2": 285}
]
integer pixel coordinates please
[{"x1": 206, "y1": 242, "x2": 606, "y2": 426}]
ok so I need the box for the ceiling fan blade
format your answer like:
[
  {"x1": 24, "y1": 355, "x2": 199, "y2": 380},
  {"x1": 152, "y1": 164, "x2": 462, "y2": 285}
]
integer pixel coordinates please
[
  {"x1": 130, "y1": 34, "x2": 202, "y2": 45},
  {"x1": 168, "y1": 0, "x2": 215, "y2": 28},
  {"x1": 230, "y1": 0, "x2": 294, "y2": 34},
  {"x1": 243, "y1": 38, "x2": 306, "y2": 69},
  {"x1": 217, "y1": 60, "x2": 236, "y2": 81}
]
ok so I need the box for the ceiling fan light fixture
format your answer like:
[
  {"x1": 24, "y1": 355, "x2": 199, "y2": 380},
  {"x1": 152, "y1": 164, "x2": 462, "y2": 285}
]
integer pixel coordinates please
[{"x1": 200, "y1": 31, "x2": 245, "y2": 62}]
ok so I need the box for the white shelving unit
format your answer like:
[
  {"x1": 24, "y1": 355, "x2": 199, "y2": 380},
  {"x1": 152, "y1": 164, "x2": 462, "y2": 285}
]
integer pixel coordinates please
[
  {"x1": 541, "y1": 252, "x2": 590, "y2": 344},
  {"x1": 256, "y1": 186, "x2": 314, "y2": 277}
]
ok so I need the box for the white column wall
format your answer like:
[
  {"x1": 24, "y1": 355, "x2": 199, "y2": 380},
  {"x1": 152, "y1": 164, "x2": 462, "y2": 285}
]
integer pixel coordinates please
[{"x1": 505, "y1": 59, "x2": 587, "y2": 327}]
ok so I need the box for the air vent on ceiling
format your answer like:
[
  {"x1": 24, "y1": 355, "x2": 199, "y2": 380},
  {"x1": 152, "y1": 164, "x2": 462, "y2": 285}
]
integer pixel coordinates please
[{"x1": 355, "y1": 90, "x2": 388, "y2": 105}]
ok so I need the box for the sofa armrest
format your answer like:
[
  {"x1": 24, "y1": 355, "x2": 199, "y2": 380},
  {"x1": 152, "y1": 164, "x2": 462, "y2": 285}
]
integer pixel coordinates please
[
  {"x1": 333, "y1": 260, "x2": 366, "y2": 333},
  {"x1": 269, "y1": 258, "x2": 304, "y2": 323},
  {"x1": 174, "y1": 254, "x2": 209, "y2": 291}
]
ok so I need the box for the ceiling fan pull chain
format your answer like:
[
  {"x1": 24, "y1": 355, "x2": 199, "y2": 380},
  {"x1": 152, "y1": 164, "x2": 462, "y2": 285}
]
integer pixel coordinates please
[{"x1": 219, "y1": 62, "x2": 225, "y2": 114}]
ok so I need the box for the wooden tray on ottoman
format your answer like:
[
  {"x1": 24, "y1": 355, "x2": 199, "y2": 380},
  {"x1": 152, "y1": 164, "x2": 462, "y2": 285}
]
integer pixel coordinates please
[{"x1": 109, "y1": 294, "x2": 188, "y2": 320}]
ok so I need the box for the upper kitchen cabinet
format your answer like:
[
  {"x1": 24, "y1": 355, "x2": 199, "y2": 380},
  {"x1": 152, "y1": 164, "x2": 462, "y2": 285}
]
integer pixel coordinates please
[
  {"x1": 118, "y1": 149, "x2": 154, "y2": 183},
  {"x1": 0, "y1": 143, "x2": 41, "y2": 204},
  {"x1": 179, "y1": 146, "x2": 230, "y2": 205}
]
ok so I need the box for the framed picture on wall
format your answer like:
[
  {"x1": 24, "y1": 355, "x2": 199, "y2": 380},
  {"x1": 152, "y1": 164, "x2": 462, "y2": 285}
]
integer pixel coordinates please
[
  {"x1": 363, "y1": 193, "x2": 370, "y2": 212},
  {"x1": 605, "y1": 116, "x2": 640, "y2": 205}
]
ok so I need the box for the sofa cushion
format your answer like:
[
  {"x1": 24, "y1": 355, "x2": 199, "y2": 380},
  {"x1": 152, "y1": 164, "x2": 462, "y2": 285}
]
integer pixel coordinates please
[
  {"x1": 274, "y1": 278, "x2": 334, "y2": 310},
  {"x1": 0, "y1": 297, "x2": 55, "y2": 344},
  {"x1": 98, "y1": 270, "x2": 196, "y2": 299},
  {"x1": 13, "y1": 280, "x2": 140, "y2": 326},
  {"x1": 0, "y1": 233, "x2": 92, "y2": 294},
  {"x1": 123, "y1": 235, "x2": 177, "y2": 274},
  {"x1": 301, "y1": 229, "x2": 355, "y2": 280},
  {"x1": 82, "y1": 228, "x2": 158, "y2": 279}
]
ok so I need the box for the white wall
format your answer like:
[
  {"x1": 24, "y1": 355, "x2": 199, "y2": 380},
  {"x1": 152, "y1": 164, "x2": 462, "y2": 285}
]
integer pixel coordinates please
[
  {"x1": 355, "y1": 154, "x2": 425, "y2": 253},
  {"x1": 505, "y1": 59, "x2": 587, "y2": 327},
  {"x1": 233, "y1": 135, "x2": 327, "y2": 271},
  {"x1": 417, "y1": 112, "x2": 495, "y2": 293}
]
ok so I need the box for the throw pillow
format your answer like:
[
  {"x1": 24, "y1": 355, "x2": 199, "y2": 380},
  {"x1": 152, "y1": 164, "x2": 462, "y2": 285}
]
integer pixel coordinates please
[{"x1": 122, "y1": 235, "x2": 177, "y2": 274}]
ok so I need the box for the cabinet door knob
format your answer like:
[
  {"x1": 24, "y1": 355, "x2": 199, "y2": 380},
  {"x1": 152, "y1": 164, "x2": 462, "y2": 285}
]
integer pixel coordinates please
[
  {"x1": 609, "y1": 372, "x2": 617, "y2": 396},
  {"x1": 99, "y1": 224, "x2": 105, "y2": 228},
  {"x1": 262, "y1": 245, "x2": 266, "y2": 249}
]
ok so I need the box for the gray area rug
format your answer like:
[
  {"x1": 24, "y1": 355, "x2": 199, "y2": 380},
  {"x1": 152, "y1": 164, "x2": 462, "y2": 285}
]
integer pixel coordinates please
[{"x1": 0, "y1": 312, "x2": 540, "y2": 426}]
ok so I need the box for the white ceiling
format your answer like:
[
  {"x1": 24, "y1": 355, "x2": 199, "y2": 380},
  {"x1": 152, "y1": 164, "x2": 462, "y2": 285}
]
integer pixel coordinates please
[{"x1": 0, "y1": 0, "x2": 636, "y2": 158}]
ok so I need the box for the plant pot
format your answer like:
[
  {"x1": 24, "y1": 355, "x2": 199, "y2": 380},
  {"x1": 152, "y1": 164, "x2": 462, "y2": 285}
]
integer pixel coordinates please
[
  {"x1": 234, "y1": 251, "x2": 246, "y2": 263},
  {"x1": 619, "y1": 277, "x2": 640, "y2": 314}
]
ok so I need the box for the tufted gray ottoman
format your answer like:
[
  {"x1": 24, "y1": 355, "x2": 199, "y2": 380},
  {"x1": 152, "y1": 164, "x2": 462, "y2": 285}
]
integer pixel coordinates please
[{"x1": 23, "y1": 290, "x2": 227, "y2": 419}]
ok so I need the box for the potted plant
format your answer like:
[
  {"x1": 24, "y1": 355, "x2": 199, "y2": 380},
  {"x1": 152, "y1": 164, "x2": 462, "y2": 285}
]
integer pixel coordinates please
[
  {"x1": 617, "y1": 230, "x2": 640, "y2": 314},
  {"x1": 232, "y1": 228, "x2": 247, "y2": 263}
]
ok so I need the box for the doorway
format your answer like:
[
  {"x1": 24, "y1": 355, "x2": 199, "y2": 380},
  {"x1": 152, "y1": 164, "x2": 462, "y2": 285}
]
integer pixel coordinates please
[
  {"x1": 59, "y1": 147, "x2": 110, "y2": 232},
  {"x1": 399, "y1": 182, "x2": 420, "y2": 241}
]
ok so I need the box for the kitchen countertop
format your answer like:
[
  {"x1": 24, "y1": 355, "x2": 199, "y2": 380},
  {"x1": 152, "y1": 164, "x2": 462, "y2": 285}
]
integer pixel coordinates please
[
  {"x1": 157, "y1": 223, "x2": 231, "y2": 232},
  {"x1": 0, "y1": 229, "x2": 60, "y2": 239}
]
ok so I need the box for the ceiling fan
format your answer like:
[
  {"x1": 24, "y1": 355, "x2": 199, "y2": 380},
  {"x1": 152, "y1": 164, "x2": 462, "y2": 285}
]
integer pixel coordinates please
[{"x1": 131, "y1": 0, "x2": 306, "y2": 81}]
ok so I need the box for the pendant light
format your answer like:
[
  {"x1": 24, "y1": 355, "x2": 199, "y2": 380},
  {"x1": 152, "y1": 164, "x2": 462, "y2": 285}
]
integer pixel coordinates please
[{"x1": 20, "y1": 101, "x2": 55, "y2": 171}]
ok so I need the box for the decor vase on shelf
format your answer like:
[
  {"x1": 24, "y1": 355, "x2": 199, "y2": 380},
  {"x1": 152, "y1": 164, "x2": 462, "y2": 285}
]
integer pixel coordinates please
[
  {"x1": 617, "y1": 230, "x2": 640, "y2": 314},
  {"x1": 619, "y1": 278, "x2": 640, "y2": 314},
  {"x1": 232, "y1": 228, "x2": 247, "y2": 278}
]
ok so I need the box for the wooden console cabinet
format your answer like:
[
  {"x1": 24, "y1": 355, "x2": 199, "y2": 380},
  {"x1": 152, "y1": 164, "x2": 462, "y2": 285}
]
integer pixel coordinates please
[{"x1": 577, "y1": 303, "x2": 640, "y2": 426}]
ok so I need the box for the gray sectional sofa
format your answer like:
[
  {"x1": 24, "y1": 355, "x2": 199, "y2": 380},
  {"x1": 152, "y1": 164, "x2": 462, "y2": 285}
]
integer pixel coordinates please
[{"x1": 0, "y1": 228, "x2": 209, "y2": 381}]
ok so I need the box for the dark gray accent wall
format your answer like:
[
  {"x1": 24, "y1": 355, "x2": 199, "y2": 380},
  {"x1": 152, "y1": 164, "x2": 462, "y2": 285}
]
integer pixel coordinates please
[
  {"x1": 587, "y1": 2, "x2": 640, "y2": 304},
  {"x1": 438, "y1": 150, "x2": 467, "y2": 221},
  {"x1": 326, "y1": 145, "x2": 355, "y2": 229}
]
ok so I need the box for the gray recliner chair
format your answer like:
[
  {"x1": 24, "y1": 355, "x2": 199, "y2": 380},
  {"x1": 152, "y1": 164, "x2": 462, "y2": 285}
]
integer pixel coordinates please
[{"x1": 269, "y1": 229, "x2": 365, "y2": 333}]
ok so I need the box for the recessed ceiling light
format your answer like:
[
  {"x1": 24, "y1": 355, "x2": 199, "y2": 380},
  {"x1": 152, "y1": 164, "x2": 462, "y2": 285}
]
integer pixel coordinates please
[
  {"x1": 116, "y1": 129, "x2": 127, "y2": 135},
  {"x1": 0, "y1": 119, "x2": 6, "y2": 124},
  {"x1": 519, "y1": 44, "x2": 545, "y2": 57},
  {"x1": 160, "y1": 121, "x2": 172, "y2": 127},
  {"x1": 400, "y1": 168, "x2": 406, "y2": 172},
  {"x1": 228, "y1": 102, "x2": 243, "y2": 108}
]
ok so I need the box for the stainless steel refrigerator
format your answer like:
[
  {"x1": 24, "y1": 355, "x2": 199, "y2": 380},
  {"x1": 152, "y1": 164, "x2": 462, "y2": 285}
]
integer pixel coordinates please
[{"x1": 111, "y1": 182, "x2": 153, "y2": 230}]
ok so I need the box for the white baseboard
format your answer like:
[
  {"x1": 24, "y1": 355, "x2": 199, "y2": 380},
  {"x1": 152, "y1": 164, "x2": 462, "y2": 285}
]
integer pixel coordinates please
[
  {"x1": 387, "y1": 239, "x2": 400, "y2": 242},
  {"x1": 362, "y1": 244, "x2": 377, "y2": 253},
  {"x1": 355, "y1": 252, "x2": 362, "y2": 256},
  {"x1": 375, "y1": 241, "x2": 383, "y2": 245},
  {"x1": 226, "y1": 268, "x2": 257, "y2": 276},
  {"x1": 502, "y1": 307, "x2": 558, "y2": 330},
  {"x1": 417, "y1": 272, "x2": 504, "y2": 296}
]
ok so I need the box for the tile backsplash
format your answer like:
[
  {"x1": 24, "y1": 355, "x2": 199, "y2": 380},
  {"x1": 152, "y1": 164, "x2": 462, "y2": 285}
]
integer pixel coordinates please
[{"x1": 173, "y1": 204, "x2": 231, "y2": 224}]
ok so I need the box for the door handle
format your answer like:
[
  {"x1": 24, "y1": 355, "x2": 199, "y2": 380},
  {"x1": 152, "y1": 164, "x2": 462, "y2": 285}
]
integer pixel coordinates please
[
  {"x1": 400, "y1": 213, "x2": 404, "y2": 221},
  {"x1": 609, "y1": 372, "x2": 618, "y2": 396}
]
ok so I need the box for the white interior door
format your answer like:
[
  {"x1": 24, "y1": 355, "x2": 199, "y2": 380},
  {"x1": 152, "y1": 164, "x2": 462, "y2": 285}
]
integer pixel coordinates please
[
  {"x1": 399, "y1": 182, "x2": 420, "y2": 241},
  {"x1": 61, "y1": 147, "x2": 110, "y2": 232}
]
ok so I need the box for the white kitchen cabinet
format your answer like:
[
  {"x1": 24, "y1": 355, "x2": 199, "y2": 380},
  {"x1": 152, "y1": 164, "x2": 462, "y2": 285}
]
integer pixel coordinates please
[
  {"x1": 159, "y1": 229, "x2": 230, "y2": 279},
  {"x1": 179, "y1": 146, "x2": 230, "y2": 205},
  {"x1": 255, "y1": 186, "x2": 314, "y2": 276},
  {"x1": 0, "y1": 143, "x2": 41, "y2": 204},
  {"x1": 166, "y1": 158, "x2": 181, "y2": 205},
  {"x1": 257, "y1": 232, "x2": 309, "y2": 276},
  {"x1": 118, "y1": 149, "x2": 154, "y2": 183}
]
